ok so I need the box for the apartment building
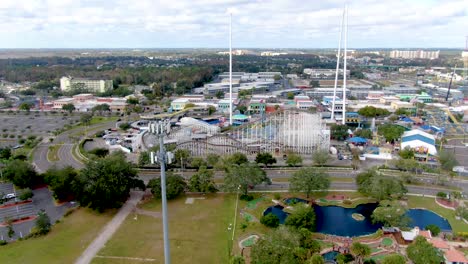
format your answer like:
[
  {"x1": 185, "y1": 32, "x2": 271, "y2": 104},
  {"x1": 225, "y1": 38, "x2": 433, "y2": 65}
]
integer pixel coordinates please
[
  {"x1": 60, "y1": 76, "x2": 113, "y2": 93},
  {"x1": 389, "y1": 50, "x2": 439, "y2": 59}
]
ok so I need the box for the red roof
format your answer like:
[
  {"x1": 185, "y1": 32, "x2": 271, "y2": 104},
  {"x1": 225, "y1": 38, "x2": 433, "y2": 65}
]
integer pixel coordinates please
[
  {"x1": 445, "y1": 249, "x2": 468, "y2": 263},
  {"x1": 419, "y1": 230, "x2": 432, "y2": 239},
  {"x1": 430, "y1": 238, "x2": 448, "y2": 249}
]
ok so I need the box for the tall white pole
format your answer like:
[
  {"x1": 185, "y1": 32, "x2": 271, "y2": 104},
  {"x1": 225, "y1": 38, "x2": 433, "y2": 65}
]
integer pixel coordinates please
[
  {"x1": 229, "y1": 13, "x2": 233, "y2": 125},
  {"x1": 342, "y1": 5, "x2": 348, "y2": 125},
  {"x1": 331, "y1": 8, "x2": 345, "y2": 121}
]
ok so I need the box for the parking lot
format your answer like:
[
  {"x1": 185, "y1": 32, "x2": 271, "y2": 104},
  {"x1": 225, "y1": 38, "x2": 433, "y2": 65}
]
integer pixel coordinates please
[
  {"x1": 0, "y1": 112, "x2": 81, "y2": 139},
  {"x1": 0, "y1": 184, "x2": 76, "y2": 241}
]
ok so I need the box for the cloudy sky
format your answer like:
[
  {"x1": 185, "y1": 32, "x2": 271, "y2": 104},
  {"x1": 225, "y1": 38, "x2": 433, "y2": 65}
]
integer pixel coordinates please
[{"x1": 0, "y1": 0, "x2": 467, "y2": 49}]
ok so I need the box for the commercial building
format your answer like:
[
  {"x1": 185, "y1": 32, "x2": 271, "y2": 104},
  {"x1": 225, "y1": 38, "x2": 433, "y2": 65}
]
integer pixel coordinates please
[
  {"x1": 305, "y1": 88, "x2": 350, "y2": 101},
  {"x1": 247, "y1": 99, "x2": 266, "y2": 114},
  {"x1": 400, "y1": 129, "x2": 437, "y2": 157},
  {"x1": 303, "y1": 68, "x2": 350, "y2": 79},
  {"x1": 389, "y1": 50, "x2": 439, "y2": 59},
  {"x1": 60, "y1": 76, "x2": 113, "y2": 93}
]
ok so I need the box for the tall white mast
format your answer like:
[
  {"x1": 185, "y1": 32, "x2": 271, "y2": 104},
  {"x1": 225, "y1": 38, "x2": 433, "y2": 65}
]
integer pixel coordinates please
[
  {"x1": 342, "y1": 5, "x2": 348, "y2": 125},
  {"x1": 331, "y1": 8, "x2": 345, "y2": 121},
  {"x1": 229, "y1": 13, "x2": 233, "y2": 125}
]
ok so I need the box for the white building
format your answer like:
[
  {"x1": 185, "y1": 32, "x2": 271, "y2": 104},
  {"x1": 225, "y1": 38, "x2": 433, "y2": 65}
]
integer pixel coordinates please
[
  {"x1": 401, "y1": 130, "x2": 437, "y2": 156},
  {"x1": 303, "y1": 68, "x2": 350, "y2": 78},
  {"x1": 60, "y1": 76, "x2": 113, "y2": 93},
  {"x1": 389, "y1": 50, "x2": 439, "y2": 59}
]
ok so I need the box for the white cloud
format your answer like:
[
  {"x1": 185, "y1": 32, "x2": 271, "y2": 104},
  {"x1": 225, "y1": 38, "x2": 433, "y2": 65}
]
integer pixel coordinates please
[{"x1": 0, "y1": 0, "x2": 466, "y2": 48}]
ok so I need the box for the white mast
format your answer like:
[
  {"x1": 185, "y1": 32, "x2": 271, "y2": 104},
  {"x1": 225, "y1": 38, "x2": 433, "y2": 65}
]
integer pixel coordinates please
[
  {"x1": 229, "y1": 13, "x2": 233, "y2": 125},
  {"x1": 331, "y1": 8, "x2": 345, "y2": 121},
  {"x1": 342, "y1": 5, "x2": 348, "y2": 125}
]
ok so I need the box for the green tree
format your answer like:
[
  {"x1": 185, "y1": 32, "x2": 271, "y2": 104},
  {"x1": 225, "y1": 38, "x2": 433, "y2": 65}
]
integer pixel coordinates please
[
  {"x1": 62, "y1": 103, "x2": 75, "y2": 113},
  {"x1": 398, "y1": 146, "x2": 414, "y2": 159},
  {"x1": 230, "y1": 255, "x2": 245, "y2": 264},
  {"x1": 309, "y1": 80, "x2": 320, "y2": 88},
  {"x1": 425, "y1": 224, "x2": 441, "y2": 236},
  {"x1": 19, "y1": 102, "x2": 32, "y2": 112},
  {"x1": 88, "y1": 148, "x2": 109, "y2": 158},
  {"x1": 92, "y1": 104, "x2": 110, "y2": 115},
  {"x1": 44, "y1": 166, "x2": 78, "y2": 201},
  {"x1": 208, "y1": 105, "x2": 216, "y2": 115},
  {"x1": 250, "y1": 226, "x2": 302, "y2": 264},
  {"x1": 188, "y1": 166, "x2": 216, "y2": 193},
  {"x1": 2, "y1": 160, "x2": 38, "y2": 188},
  {"x1": 19, "y1": 188, "x2": 33, "y2": 200},
  {"x1": 260, "y1": 213, "x2": 280, "y2": 228},
  {"x1": 395, "y1": 108, "x2": 408, "y2": 116},
  {"x1": 381, "y1": 254, "x2": 406, "y2": 264},
  {"x1": 336, "y1": 253, "x2": 354, "y2": 264},
  {"x1": 357, "y1": 106, "x2": 390, "y2": 117},
  {"x1": 438, "y1": 150, "x2": 458, "y2": 171},
  {"x1": 286, "y1": 153, "x2": 303, "y2": 167},
  {"x1": 353, "y1": 129, "x2": 373, "y2": 139},
  {"x1": 34, "y1": 210, "x2": 51, "y2": 235},
  {"x1": 190, "y1": 157, "x2": 207, "y2": 169},
  {"x1": 226, "y1": 152, "x2": 249, "y2": 166},
  {"x1": 312, "y1": 149, "x2": 330, "y2": 166},
  {"x1": 289, "y1": 168, "x2": 330, "y2": 198},
  {"x1": 307, "y1": 254, "x2": 325, "y2": 264},
  {"x1": 174, "y1": 149, "x2": 191, "y2": 168},
  {"x1": 0, "y1": 148, "x2": 11, "y2": 160},
  {"x1": 148, "y1": 173, "x2": 186, "y2": 200},
  {"x1": 206, "y1": 153, "x2": 220, "y2": 167},
  {"x1": 350, "y1": 242, "x2": 371, "y2": 264},
  {"x1": 138, "y1": 151, "x2": 151, "y2": 166},
  {"x1": 80, "y1": 113, "x2": 92, "y2": 126},
  {"x1": 72, "y1": 152, "x2": 144, "y2": 212},
  {"x1": 255, "y1": 152, "x2": 277, "y2": 167},
  {"x1": 371, "y1": 200, "x2": 410, "y2": 227},
  {"x1": 215, "y1": 90, "x2": 224, "y2": 99},
  {"x1": 407, "y1": 236, "x2": 444, "y2": 264},
  {"x1": 285, "y1": 205, "x2": 316, "y2": 231},
  {"x1": 224, "y1": 163, "x2": 267, "y2": 195},
  {"x1": 356, "y1": 170, "x2": 407, "y2": 200},
  {"x1": 287, "y1": 92, "x2": 295, "y2": 100},
  {"x1": 126, "y1": 97, "x2": 139, "y2": 105},
  {"x1": 119, "y1": 123, "x2": 131, "y2": 130},
  {"x1": 236, "y1": 105, "x2": 247, "y2": 114},
  {"x1": 330, "y1": 124, "x2": 349, "y2": 140},
  {"x1": 377, "y1": 124, "x2": 406, "y2": 142}
]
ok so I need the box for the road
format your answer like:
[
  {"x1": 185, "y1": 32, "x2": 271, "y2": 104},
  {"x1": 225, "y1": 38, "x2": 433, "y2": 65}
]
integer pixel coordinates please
[
  {"x1": 139, "y1": 168, "x2": 468, "y2": 195},
  {"x1": 33, "y1": 121, "x2": 116, "y2": 173},
  {"x1": 75, "y1": 191, "x2": 144, "y2": 264}
]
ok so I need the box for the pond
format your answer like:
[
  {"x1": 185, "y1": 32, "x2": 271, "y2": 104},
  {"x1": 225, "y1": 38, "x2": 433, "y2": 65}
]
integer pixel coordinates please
[
  {"x1": 263, "y1": 201, "x2": 453, "y2": 237},
  {"x1": 284, "y1": 197, "x2": 308, "y2": 205}
]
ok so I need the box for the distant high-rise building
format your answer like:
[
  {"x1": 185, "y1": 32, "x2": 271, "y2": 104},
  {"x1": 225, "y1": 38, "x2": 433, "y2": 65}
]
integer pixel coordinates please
[
  {"x1": 463, "y1": 36, "x2": 468, "y2": 77},
  {"x1": 60, "y1": 76, "x2": 113, "y2": 93},
  {"x1": 389, "y1": 50, "x2": 439, "y2": 59}
]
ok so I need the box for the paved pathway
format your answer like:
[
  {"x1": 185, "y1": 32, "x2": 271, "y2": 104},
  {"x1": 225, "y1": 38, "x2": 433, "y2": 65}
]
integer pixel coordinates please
[{"x1": 74, "y1": 190, "x2": 144, "y2": 264}]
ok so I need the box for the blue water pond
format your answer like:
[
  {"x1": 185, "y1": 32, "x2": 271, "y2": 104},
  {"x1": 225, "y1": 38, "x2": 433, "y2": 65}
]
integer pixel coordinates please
[
  {"x1": 284, "y1": 197, "x2": 308, "y2": 205},
  {"x1": 263, "y1": 201, "x2": 453, "y2": 237}
]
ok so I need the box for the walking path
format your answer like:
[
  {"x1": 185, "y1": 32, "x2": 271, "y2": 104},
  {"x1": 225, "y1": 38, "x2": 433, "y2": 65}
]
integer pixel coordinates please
[{"x1": 75, "y1": 190, "x2": 144, "y2": 264}]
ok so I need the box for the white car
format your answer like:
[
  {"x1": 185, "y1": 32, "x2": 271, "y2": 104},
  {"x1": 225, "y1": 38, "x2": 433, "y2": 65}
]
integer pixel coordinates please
[{"x1": 2, "y1": 193, "x2": 16, "y2": 199}]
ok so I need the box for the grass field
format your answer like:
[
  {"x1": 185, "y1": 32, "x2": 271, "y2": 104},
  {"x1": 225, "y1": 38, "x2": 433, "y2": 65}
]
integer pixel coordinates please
[
  {"x1": 47, "y1": 143, "x2": 62, "y2": 162},
  {"x1": 94, "y1": 194, "x2": 236, "y2": 264},
  {"x1": 0, "y1": 208, "x2": 115, "y2": 264},
  {"x1": 407, "y1": 196, "x2": 468, "y2": 233}
]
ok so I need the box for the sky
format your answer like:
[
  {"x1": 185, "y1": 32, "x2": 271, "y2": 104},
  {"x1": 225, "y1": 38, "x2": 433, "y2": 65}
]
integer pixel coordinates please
[{"x1": 0, "y1": 0, "x2": 467, "y2": 49}]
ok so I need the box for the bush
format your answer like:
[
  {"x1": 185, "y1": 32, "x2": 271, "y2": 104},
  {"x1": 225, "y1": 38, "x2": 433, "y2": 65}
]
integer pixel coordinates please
[
  {"x1": 0, "y1": 240, "x2": 7, "y2": 246},
  {"x1": 343, "y1": 199, "x2": 352, "y2": 205},
  {"x1": 240, "y1": 194, "x2": 254, "y2": 201},
  {"x1": 260, "y1": 213, "x2": 280, "y2": 228},
  {"x1": 19, "y1": 189, "x2": 34, "y2": 200},
  {"x1": 88, "y1": 148, "x2": 109, "y2": 158},
  {"x1": 273, "y1": 193, "x2": 281, "y2": 200},
  {"x1": 436, "y1": 192, "x2": 447, "y2": 199},
  {"x1": 425, "y1": 224, "x2": 441, "y2": 236},
  {"x1": 119, "y1": 123, "x2": 131, "y2": 130}
]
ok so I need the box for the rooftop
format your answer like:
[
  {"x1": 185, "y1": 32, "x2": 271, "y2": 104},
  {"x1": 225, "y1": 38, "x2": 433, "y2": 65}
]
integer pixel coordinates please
[{"x1": 445, "y1": 249, "x2": 468, "y2": 263}]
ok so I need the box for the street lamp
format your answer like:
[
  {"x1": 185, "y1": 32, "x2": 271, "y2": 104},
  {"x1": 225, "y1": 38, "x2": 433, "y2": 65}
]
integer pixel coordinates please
[{"x1": 149, "y1": 120, "x2": 174, "y2": 264}]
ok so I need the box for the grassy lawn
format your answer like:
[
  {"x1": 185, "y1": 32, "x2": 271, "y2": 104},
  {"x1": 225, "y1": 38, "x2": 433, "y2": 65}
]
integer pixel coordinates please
[
  {"x1": 0, "y1": 208, "x2": 115, "y2": 264},
  {"x1": 94, "y1": 194, "x2": 236, "y2": 264},
  {"x1": 406, "y1": 196, "x2": 468, "y2": 233},
  {"x1": 47, "y1": 143, "x2": 62, "y2": 162}
]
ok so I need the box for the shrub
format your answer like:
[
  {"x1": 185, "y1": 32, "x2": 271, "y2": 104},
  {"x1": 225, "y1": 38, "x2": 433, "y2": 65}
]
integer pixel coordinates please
[
  {"x1": 88, "y1": 148, "x2": 109, "y2": 158},
  {"x1": 0, "y1": 240, "x2": 7, "y2": 246},
  {"x1": 240, "y1": 194, "x2": 254, "y2": 201},
  {"x1": 343, "y1": 199, "x2": 352, "y2": 205},
  {"x1": 436, "y1": 192, "x2": 447, "y2": 199},
  {"x1": 19, "y1": 189, "x2": 34, "y2": 200},
  {"x1": 273, "y1": 193, "x2": 281, "y2": 200},
  {"x1": 260, "y1": 213, "x2": 280, "y2": 228},
  {"x1": 425, "y1": 224, "x2": 441, "y2": 236}
]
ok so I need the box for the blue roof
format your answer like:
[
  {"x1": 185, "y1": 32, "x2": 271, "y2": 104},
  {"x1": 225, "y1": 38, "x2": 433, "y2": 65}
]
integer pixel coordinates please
[
  {"x1": 348, "y1": 137, "x2": 368, "y2": 143},
  {"x1": 401, "y1": 134, "x2": 435, "y2": 145},
  {"x1": 401, "y1": 117, "x2": 414, "y2": 123},
  {"x1": 420, "y1": 125, "x2": 431, "y2": 130}
]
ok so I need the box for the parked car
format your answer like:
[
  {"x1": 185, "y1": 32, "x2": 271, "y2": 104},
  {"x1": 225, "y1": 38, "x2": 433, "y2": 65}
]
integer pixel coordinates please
[{"x1": 2, "y1": 193, "x2": 16, "y2": 200}]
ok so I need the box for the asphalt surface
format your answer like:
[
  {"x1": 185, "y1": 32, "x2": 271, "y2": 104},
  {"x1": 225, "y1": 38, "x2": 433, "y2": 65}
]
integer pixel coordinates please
[{"x1": 33, "y1": 121, "x2": 117, "y2": 173}]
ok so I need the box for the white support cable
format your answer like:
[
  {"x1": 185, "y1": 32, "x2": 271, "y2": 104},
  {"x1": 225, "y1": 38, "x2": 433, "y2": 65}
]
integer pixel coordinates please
[
  {"x1": 342, "y1": 5, "x2": 348, "y2": 125},
  {"x1": 229, "y1": 13, "x2": 233, "y2": 125},
  {"x1": 331, "y1": 8, "x2": 345, "y2": 121}
]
